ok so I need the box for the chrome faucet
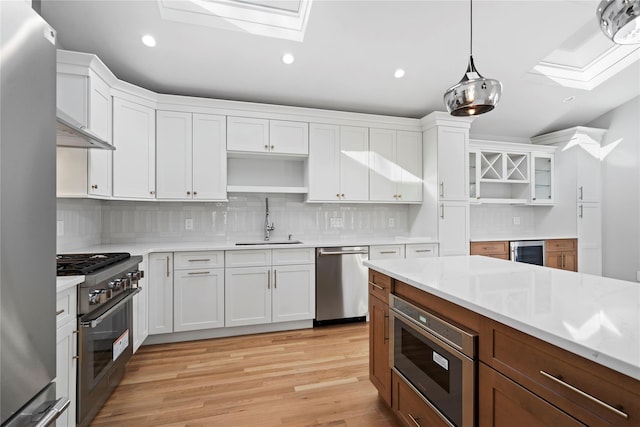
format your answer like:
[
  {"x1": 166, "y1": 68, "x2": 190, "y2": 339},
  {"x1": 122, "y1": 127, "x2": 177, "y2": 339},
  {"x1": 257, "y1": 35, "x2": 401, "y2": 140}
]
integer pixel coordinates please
[{"x1": 264, "y1": 197, "x2": 275, "y2": 241}]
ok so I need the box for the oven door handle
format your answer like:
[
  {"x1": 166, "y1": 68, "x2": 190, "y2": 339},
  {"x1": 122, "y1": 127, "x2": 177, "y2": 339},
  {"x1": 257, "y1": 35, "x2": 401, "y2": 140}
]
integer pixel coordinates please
[{"x1": 80, "y1": 288, "x2": 141, "y2": 328}]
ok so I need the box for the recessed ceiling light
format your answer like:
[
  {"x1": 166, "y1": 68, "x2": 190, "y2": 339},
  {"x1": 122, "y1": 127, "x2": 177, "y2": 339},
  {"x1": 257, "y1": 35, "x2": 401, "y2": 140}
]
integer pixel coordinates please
[
  {"x1": 563, "y1": 96, "x2": 576, "y2": 103},
  {"x1": 394, "y1": 69, "x2": 405, "y2": 78},
  {"x1": 141, "y1": 35, "x2": 156, "y2": 47},
  {"x1": 282, "y1": 53, "x2": 295, "y2": 65}
]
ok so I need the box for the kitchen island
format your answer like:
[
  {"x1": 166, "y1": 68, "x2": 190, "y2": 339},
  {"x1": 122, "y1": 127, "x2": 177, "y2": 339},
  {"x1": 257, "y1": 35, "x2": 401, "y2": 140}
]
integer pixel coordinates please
[{"x1": 364, "y1": 255, "x2": 639, "y2": 427}]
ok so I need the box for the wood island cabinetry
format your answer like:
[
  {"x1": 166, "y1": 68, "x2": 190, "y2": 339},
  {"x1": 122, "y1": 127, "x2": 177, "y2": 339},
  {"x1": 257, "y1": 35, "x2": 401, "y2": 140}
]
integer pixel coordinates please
[{"x1": 367, "y1": 269, "x2": 640, "y2": 427}]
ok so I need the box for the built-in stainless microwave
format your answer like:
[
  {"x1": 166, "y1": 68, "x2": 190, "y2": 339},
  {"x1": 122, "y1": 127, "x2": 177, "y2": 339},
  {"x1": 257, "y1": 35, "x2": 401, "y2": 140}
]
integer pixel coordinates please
[{"x1": 510, "y1": 240, "x2": 545, "y2": 266}]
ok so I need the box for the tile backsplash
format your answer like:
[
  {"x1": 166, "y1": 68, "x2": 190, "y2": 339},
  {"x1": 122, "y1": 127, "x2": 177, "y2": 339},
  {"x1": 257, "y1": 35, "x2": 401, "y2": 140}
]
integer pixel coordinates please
[
  {"x1": 57, "y1": 194, "x2": 410, "y2": 250},
  {"x1": 470, "y1": 204, "x2": 535, "y2": 238}
]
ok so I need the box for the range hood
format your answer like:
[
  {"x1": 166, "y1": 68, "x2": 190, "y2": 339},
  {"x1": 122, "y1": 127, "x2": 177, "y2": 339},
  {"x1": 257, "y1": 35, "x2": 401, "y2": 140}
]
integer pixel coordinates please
[{"x1": 56, "y1": 108, "x2": 114, "y2": 150}]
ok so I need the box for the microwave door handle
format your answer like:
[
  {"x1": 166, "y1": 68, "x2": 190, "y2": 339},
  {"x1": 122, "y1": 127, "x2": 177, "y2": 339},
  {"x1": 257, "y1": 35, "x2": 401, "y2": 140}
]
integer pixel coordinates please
[{"x1": 80, "y1": 287, "x2": 141, "y2": 328}]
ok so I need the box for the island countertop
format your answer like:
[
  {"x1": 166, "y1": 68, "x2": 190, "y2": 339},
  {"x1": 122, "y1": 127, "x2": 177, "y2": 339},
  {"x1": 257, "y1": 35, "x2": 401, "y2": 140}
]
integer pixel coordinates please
[{"x1": 364, "y1": 255, "x2": 640, "y2": 381}]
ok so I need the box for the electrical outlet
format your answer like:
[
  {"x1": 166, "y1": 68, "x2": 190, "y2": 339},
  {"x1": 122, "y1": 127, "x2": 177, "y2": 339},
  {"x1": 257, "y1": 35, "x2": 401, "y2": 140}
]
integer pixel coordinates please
[
  {"x1": 512, "y1": 216, "x2": 521, "y2": 225},
  {"x1": 56, "y1": 220, "x2": 64, "y2": 237},
  {"x1": 388, "y1": 218, "x2": 395, "y2": 228},
  {"x1": 185, "y1": 218, "x2": 193, "y2": 231},
  {"x1": 335, "y1": 218, "x2": 344, "y2": 228}
]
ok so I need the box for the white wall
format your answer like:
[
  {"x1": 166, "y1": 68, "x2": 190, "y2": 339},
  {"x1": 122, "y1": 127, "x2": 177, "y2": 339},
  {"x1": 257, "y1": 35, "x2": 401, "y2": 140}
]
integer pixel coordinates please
[
  {"x1": 587, "y1": 96, "x2": 640, "y2": 281},
  {"x1": 57, "y1": 194, "x2": 411, "y2": 250}
]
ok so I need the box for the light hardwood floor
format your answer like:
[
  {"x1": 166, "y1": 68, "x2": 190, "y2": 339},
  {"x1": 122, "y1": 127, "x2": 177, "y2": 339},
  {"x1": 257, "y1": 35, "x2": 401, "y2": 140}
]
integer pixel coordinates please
[{"x1": 90, "y1": 323, "x2": 401, "y2": 427}]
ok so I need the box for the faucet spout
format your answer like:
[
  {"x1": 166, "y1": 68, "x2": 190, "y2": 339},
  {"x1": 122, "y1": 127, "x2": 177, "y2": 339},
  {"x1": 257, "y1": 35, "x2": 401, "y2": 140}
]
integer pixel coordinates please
[{"x1": 264, "y1": 197, "x2": 275, "y2": 241}]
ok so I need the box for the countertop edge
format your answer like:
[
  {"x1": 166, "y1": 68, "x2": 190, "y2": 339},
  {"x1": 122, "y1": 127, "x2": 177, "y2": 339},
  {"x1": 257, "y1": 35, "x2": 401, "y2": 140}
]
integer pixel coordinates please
[{"x1": 56, "y1": 276, "x2": 84, "y2": 293}]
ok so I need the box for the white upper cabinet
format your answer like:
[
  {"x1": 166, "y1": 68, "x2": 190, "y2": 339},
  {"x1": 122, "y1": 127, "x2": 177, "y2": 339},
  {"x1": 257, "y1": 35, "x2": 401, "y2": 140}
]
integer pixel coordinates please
[
  {"x1": 531, "y1": 152, "x2": 554, "y2": 205},
  {"x1": 156, "y1": 111, "x2": 227, "y2": 201},
  {"x1": 437, "y1": 127, "x2": 469, "y2": 201},
  {"x1": 369, "y1": 128, "x2": 422, "y2": 203},
  {"x1": 576, "y1": 143, "x2": 601, "y2": 203},
  {"x1": 56, "y1": 62, "x2": 113, "y2": 198},
  {"x1": 227, "y1": 116, "x2": 308, "y2": 156},
  {"x1": 307, "y1": 124, "x2": 369, "y2": 202},
  {"x1": 112, "y1": 96, "x2": 156, "y2": 199}
]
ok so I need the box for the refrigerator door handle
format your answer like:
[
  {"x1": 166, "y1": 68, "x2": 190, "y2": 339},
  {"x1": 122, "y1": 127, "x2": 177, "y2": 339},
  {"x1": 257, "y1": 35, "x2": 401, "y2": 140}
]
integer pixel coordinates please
[{"x1": 34, "y1": 398, "x2": 70, "y2": 427}]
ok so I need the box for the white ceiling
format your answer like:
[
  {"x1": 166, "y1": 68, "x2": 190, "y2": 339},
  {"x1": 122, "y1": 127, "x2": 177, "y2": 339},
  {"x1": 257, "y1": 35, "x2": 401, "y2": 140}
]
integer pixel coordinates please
[{"x1": 41, "y1": 0, "x2": 640, "y2": 141}]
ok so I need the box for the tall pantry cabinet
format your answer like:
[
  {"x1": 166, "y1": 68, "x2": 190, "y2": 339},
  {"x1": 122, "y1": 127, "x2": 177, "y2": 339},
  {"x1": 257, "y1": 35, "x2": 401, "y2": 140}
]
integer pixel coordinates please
[{"x1": 411, "y1": 112, "x2": 474, "y2": 255}]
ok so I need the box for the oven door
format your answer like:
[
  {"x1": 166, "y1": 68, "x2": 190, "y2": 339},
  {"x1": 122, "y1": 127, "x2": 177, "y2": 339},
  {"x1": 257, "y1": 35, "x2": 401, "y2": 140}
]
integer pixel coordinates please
[
  {"x1": 390, "y1": 310, "x2": 475, "y2": 427},
  {"x1": 77, "y1": 288, "x2": 139, "y2": 427}
]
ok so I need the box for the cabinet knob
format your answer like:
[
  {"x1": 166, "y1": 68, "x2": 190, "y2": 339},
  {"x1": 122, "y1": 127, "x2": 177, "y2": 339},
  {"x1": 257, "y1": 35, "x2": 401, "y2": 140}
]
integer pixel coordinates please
[
  {"x1": 91, "y1": 184, "x2": 98, "y2": 190},
  {"x1": 341, "y1": 193, "x2": 345, "y2": 198},
  {"x1": 187, "y1": 191, "x2": 191, "y2": 195},
  {"x1": 150, "y1": 190, "x2": 155, "y2": 195},
  {"x1": 336, "y1": 193, "x2": 340, "y2": 198},
  {"x1": 193, "y1": 191, "x2": 197, "y2": 196},
  {"x1": 265, "y1": 145, "x2": 269, "y2": 149},
  {"x1": 271, "y1": 145, "x2": 274, "y2": 149},
  {"x1": 398, "y1": 194, "x2": 402, "y2": 199}
]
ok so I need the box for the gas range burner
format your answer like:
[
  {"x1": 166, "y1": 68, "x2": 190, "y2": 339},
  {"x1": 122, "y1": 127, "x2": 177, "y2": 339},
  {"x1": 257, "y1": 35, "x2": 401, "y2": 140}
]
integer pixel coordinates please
[{"x1": 56, "y1": 252, "x2": 131, "y2": 276}]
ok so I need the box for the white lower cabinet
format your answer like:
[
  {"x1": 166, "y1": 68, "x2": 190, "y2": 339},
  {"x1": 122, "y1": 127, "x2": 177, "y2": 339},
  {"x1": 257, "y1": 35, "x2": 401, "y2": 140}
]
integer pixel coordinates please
[
  {"x1": 369, "y1": 245, "x2": 405, "y2": 260},
  {"x1": 56, "y1": 287, "x2": 77, "y2": 427},
  {"x1": 174, "y1": 251, "x2": 225, "y2": 332},
  {"x1": 405, "y1": 243, "x2": 439, "y2": 258},
  {"x1": 370, "y1": 243, "x2": 439, "y2": 261},
  {"x1": 578, "y1": 202, "x2": 602, "y2": 276},
  {"x1": 225, "y1": 248, "x2": 315, "y2": 327},
  {"x1": 148, "y1": 252, "x2": 174, "y2": 335},
  {"x1": 439, "y1": 202, "x2": 470, "y2": 256}
]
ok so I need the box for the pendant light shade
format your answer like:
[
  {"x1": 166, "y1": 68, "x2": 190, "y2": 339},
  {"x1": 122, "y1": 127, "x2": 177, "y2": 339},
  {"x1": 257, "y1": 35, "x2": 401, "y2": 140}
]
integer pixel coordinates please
[
  {"x1": 597, "y1": 0, "x2": 640, "y2": 45},
  {"x1": 444, "y1": 0, "x2": 502, "y2": 117}
]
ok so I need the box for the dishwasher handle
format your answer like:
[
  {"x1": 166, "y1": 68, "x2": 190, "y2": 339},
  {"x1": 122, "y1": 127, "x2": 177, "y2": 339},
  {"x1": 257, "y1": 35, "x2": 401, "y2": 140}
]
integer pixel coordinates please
[{"x1": 317, "y1": 248, "x2": 369, "y2": 256}]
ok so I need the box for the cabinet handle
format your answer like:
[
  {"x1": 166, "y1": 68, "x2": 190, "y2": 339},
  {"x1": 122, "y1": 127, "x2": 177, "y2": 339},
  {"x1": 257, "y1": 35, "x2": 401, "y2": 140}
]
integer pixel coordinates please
[
  {"x1": 56, "y1": 309, "x2": 64, "y2": 316},
  {"x1": 380, "y1": 251, "x2": 397, "y2": 254},
  {"x1": 72, "y1": 355, "x2": 80, "y2": 360},
  {"x1": 408, "y1": 413, "x2": 421, "y2": 426},
  {"x1": 187, "y1": 271, "x2": 210, "y2": 275},
  {"x1": 440, "y1": 203, "x2": 445, "y2": 219},
  {"x1": 383, "y1": 312, "x2": 389, "y2": 343},
  {"x1": 274, "y1": 269, "x2": 277, "y2": 289},
  {"x1": 539, "y1": 371, "x2": 628, "y2": 419},
  {"x1": 415, "y1": 249, "x2": 432, "y2": 253},
  {"x1": 562, "y1": 253, "x2": 566, "y2": 268},
  {"x1": 579, "y1": 186, "x2": 584, "y2": 200},
  {"x1": 532, "y1": 197, "x2": 536, "y2": 200},
  {"x1": 188, "y1": 259, "x2": 211, "y2": 262},
  {"x1": 267, "y1": 270, "x2": 271, "y2": 289},
  {"x1": 166, "y1": 256, "x2": 170, "y2": 277},
  {"x1": 440, "y1": 181, "x2": 444, "y2": 198},
  {"x1": 579, "y1": 204, "x2": 584, "y2": 218},
  {"x1": 370, "y1": 282, "x2": 384, "y2": 291}
]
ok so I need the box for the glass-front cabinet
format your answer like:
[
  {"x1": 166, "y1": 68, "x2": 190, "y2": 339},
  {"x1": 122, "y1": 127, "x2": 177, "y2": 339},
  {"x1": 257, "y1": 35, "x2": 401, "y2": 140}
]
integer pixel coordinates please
[{"x1": 531, "y1": 153, "x2": 554, "y2": 205}]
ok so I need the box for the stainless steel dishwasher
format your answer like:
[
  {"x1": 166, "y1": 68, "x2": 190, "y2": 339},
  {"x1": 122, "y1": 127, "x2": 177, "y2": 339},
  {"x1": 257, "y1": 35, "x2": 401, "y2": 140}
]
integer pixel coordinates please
[{"x1": 314, "y1": 246, "x2": 369, "y2": 325}]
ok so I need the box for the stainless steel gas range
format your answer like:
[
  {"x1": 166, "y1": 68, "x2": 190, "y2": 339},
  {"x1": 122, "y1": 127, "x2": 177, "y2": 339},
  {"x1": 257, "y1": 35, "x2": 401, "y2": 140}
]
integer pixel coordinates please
[{"x1": 56, "y1": 252, "x2": 143, "y2": 427}]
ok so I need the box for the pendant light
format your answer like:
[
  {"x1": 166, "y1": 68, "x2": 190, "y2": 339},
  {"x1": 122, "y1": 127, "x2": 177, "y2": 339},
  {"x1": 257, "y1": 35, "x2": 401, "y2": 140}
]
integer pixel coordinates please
[
  {"x1": 597, "y1": 0, "x2": 640, "y2": 45},
  {"x1": 443, "y1": 0, "x2": 502, "y2": 117}
]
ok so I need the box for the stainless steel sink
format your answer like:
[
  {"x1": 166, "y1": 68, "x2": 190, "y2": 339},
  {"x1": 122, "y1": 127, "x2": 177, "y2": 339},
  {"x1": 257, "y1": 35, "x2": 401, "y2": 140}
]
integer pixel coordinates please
[{"x1": 235, "y1": 240, "x2": 303, "y2": 246}]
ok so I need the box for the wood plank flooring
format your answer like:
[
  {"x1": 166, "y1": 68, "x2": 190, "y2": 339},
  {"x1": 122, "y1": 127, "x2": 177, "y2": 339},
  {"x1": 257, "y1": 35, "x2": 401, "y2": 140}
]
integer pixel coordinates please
[{"x1": 90, "y1": 323, "x2": 401, "y2": 427}]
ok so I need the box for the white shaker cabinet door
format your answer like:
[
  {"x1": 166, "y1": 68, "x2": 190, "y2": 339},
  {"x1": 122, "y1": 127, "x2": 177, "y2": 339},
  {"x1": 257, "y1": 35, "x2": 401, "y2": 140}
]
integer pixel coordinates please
[
  {"x1": 55, "y1": 320, "x2": 76, "y2": 427},
  {"x1": 272, "y1": 264, "x2": 315, "y2": 323},
  {"x1": 369, "y1": 128, "x2": 397, "y2": 202},
  {"x1": 396, "y1": 130, "x2": 422, "y2": 202},
  {"x1": 148, "y1": 253, "x2": 174, "y2": 335},
  {"x1": 438, "y1": 202, "x2": 470, "y2": 256},
  {"x1": 437, "y1": 127, "x2": 468, "y2": 201},
  {"x1": 577, "y1": 203, "x2": 602, "y2": 276},
  {"x1": 340, "y1": 126, "x2": 369, "y2": 201},
  {"x1": 269, "y1": 120, "x2": 308, "y2": 155},
  {"x1": 112, "y1": 97, "x2": 156, "y2": 199},
  {"x1": 156, "y1": 110, "x2": 192, "y2": 200},
  {"x1": 227, "y1": 116, "x2": 269, "y2": 153},
  {"x1": 576, "y1": 144, "x2": 601, "y2": 203},
  {"x1": 87, "y1": 72, "x2": 113, "y2": 197},
  {"x1": 132, "y1": 269, "x2": 148, "y2": 353},
  {"x1": 174, "y1": 268, "x2": 225, "y2": 332},
  {"x1": 225, "y1": 267, "x2": 271, "y2": 327},
  {"x1": 192, "y1": 113, "x2": 227, "y2": 200},
  {"x1": 308, "y1": 123, "x2": 341, "y2": 201}
]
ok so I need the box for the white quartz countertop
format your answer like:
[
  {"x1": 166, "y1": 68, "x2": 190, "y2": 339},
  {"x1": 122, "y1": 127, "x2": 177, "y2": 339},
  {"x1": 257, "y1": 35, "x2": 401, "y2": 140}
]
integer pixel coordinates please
[
  {"x1": 56, "y1": 275, "x2": 84, "y2": 293},
  {"x1": 364, "y1": 255, "x2": 640, "y2": 381},
  {"x1": 65, "y1": 237, "x2": 439, "y2": 257},
  {"x1": 470, "y1": 235, "x2": 578, "y2": 242}
]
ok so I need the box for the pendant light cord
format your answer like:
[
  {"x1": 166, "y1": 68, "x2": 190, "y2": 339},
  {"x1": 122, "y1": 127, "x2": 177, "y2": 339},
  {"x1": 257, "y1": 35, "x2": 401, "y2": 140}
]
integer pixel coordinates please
[{"x1": 470, "y1": 0, "x2": 473, "y2": 56}]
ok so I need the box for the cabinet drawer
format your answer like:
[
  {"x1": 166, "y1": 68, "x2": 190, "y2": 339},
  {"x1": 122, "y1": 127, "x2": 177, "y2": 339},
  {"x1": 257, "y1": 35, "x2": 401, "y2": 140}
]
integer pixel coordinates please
[
  {"x1": 470, "y1": 241, "x2": 508, "y2": 256},
  {"x1": 392, "y1": 370, "x2": 451, "y2": 427},
  {"x1": 225, "y1": 249, "x2": 271, "y2": 267},
  {"x1": 368, "y1": 269, "x2": 391, "y2": 304},
  {"x1": 405, "y1": 243, "x2": 438, "y2": 258},
  {"x1": 174, "y1": 251, "x2": 224, "y2": 270},
  {"x1": 272, "y1": 247, "x2": 314, "y2": 265},
  {"x1": 480, "y1": 318, "x2": 640, "y2": 426},
  {"x1": 545, "y1": 239, "x2": 576, "y2": 251},
  {"x1": 56, "y1": 287, "x2": 77, "y2": 329},
  {"x1": 369, "y1": 245, "x2": 405, "y2": 260}
]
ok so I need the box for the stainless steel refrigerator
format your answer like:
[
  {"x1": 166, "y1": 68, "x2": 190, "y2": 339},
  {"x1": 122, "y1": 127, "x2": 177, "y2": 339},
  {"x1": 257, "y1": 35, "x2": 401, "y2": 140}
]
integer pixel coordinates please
[{"x1": 1, "y1": 1, "x2": 69, "y2": 426}]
